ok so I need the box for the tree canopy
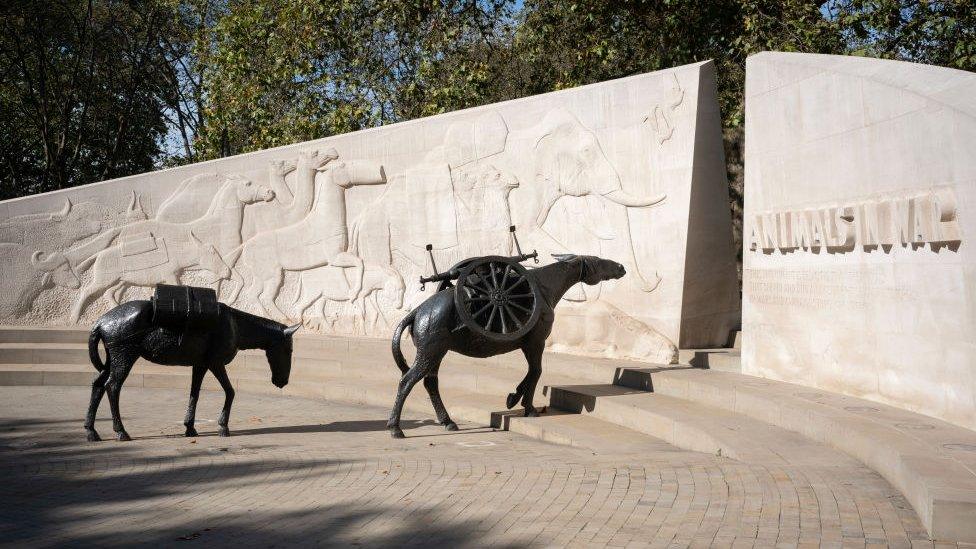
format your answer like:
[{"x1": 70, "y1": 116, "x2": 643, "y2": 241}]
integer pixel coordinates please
[{"x1": 1, "y1": 0, "x2": 973, "y2": 203}]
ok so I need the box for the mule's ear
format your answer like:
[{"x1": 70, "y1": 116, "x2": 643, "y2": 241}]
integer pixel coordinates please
[
  {"x1": 283, "y1": 323, "x2": 301, "y2": 337},
  {"x1": 551, "y1": 253, "x2": 577, "y2": 263}
]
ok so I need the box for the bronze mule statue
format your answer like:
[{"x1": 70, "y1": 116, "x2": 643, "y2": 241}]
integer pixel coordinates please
[
  {"x1": 85, "y1": 285, "x2": 299, "y2": 441},
  {"x1": 387, "y1": 254, "x2": 626, "y2": 438}
]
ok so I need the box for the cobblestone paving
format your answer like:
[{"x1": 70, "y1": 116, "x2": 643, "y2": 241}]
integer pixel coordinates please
[{"x1": 0, "y1": 387, "x2": 964, "y2": 548}]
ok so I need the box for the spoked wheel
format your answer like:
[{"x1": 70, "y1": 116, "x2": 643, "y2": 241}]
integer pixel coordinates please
[{"x1": 454, "y1": 256, "x2": 542, "y2": 341}]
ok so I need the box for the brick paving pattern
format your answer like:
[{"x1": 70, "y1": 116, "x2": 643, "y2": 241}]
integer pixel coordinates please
[{"x1": 0, "y1": 387, "x2": 965, "y2": 548}]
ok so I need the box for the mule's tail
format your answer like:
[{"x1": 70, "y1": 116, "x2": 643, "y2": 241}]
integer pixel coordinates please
[
  {"x1": 88, "y1": 325, "x2": 107, "y2": 372},
  {"x1": 391, "y1": 310, "x2": 416, "y2": 374}
]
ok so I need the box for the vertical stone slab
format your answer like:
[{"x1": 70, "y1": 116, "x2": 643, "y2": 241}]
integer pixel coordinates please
[
  {"x1": 0, "y1": 61, "x2": 738, "y2": 362},
  {"x1": 679, "y1": 62, "x2": 741, "y2": 348},
  {"x1": 742, "y1": 52, "x2": 976, "y2": 431}
]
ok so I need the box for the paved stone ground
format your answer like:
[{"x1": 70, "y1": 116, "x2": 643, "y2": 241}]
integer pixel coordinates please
[{"x1": 0, "y1": 387, "x2": 964, "y2": 548}]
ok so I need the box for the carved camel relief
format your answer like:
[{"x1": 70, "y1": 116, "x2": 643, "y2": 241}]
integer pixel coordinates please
[{"x1": 225, "y1": 159, "x2": 387, "y2": 317}]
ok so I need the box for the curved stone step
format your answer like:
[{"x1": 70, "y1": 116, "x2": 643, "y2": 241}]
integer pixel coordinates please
[
  {"x1": 499, "y1": 410, "x2": 699, "y2": 459},
  {"x1": 641, "y1": 368, "x2": 976, "y2": 543},
  {"x1": 547, "y1": 384, "x2": 861, "y2": 467}
]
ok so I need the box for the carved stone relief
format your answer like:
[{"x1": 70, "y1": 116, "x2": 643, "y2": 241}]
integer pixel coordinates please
[{"x1": 2, "y1": 62, "x2": 738, "y2": 357}]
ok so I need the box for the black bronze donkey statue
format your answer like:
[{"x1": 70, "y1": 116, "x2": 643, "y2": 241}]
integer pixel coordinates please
[
  {"x1": 85, "y1": 285, "x2": 300, "y2": 441},
  {"x1": 387, "y1": 254, "x2": 627, "y2": 438}
]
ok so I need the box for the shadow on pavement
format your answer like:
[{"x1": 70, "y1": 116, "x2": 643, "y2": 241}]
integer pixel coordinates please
[{"x1": 0, "y1": 415, "x2": 526, "y2": 548}]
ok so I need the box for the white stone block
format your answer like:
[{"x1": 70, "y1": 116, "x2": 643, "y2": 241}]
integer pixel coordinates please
[{"x1": 742, "y1": 51, "x2": 976, "y2": 430}]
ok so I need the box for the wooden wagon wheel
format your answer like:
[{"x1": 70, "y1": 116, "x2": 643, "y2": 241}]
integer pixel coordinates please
[{"x1": 454, "y1": 256, "x2": 542, "y2": 342}]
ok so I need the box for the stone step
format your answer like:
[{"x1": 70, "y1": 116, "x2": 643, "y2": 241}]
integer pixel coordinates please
[
  {"x1": 498, "y1": 410, "x2": 699, "y2": 459},
  {"x1": 648, "y1": 368, "x2": 976, "y2": 543},
  {"x1": 0, "y1": 328, "x2": 638, "y2": 385},
  {"x1": 676, "y1": 348, "x2": 740, "y2": 372},
  {"x1": 547, "y1": 384, "x2": 859, "y2": 466},
  {"x1": 0, "y1": 353, "x2": 558, "y2": 414},
  {"x1": 0, "y1": 326, "x2": 89, "y2": 344}
]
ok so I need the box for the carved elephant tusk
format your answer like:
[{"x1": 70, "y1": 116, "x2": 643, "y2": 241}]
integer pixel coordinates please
[{"x1": 603, "y1": 189, "x2": 667, "y2": 208}]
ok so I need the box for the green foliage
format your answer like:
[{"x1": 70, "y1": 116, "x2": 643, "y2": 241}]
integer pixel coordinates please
[
  {"x1": 832, "y1": 0, "x2": 976, "y2": 71},
  {"x1": 0, "y1": 0, "x2": 177, "y2": 199},
  {"x1": 0, "y1": 0, "x2": 973, "y2": 203},
  {"x1": 195, "y1": 0, "x2": 511, "y2": 158}
]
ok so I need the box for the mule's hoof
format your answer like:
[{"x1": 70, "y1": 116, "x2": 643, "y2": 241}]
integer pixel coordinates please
[
  {"x1": 444, "y1": 421, "x2": 459, "y2": 431},
  {"x1": 390, "y1": 427, "x2": 405, "y2": 439},
  {"x1": 116, "y1": 431, "x2": 132, "y2": 442},
  {"x1": 524, "y1": 407, "x2": 540, "y2": 418},
  {"x1": 185, "y1": 427, "x2": 198, "y2": 437},
  {"x1": 218, "y1": 428, "x2": 231, "y2": 437},
  {"x1": 86, "y1": 431, "x2": 101, "y2": 442},
  {"x1": 506, "y1": 392, "x2": 520, "y2": 410}
]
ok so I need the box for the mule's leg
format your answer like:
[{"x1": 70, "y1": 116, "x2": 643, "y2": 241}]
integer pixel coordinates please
[
  {"x1": 210, "y1": 364, "x2": 235, "y2": 437},
  {"x1": 84, "y1": 369, "x2": 110, "y2": 442},
  {"x1": 423, "y1": 375, "x2": 457, "y2": 431},
  {"x1": 387, "y1": 350, "x2": 442, "y2": 438},
  {"x1": 104, "y1": 351, "x2": 137, "y2": 441},
  {"x1": 516, "y1": 342, "x2": 545, "y2": 417},
  {"x1": 183, "y1": 365, "x2": 207, "y2": 437}
]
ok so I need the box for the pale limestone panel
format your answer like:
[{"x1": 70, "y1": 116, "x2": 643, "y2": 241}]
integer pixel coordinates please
[
  {"x1": 1, "y1": 61, "x2": 738, "y2": 362},
  {"x1": 743, "y1": 51, "x2": 976, "y2": 430}
]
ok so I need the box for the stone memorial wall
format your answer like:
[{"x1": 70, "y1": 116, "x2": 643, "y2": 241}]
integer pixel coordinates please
[
  {"x1": 0, "y1": 60, "x2": 739, "y2": 363},
  {"x1": 743, "y1": 52, "x2": 976, "y2": 429}
]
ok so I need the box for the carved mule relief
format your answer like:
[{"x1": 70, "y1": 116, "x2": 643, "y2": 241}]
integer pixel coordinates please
[
  {"x1": 27, "y1": 174, "x2": 272, "y2": 322},
  {"x1": 225, "y1": 152, "x2": 386, "y2": 318},
  {"x1": 69, "y1": 230, "x2": 231, "y2": 321},
  {"x1": 294, "y1": 262, "x2": 405, "y2": 334}
]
